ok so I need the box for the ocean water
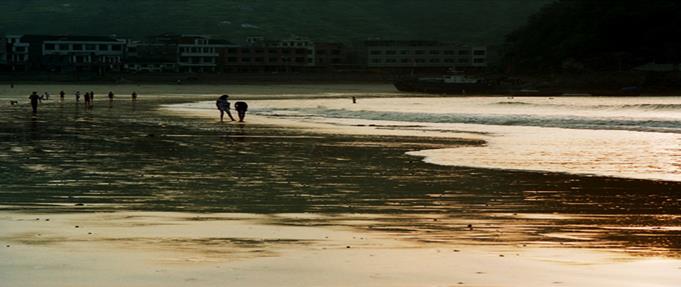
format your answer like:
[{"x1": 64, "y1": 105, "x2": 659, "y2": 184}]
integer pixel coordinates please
[{"x1": 236, "y1": 96, "x2": 681, "y2": 182}]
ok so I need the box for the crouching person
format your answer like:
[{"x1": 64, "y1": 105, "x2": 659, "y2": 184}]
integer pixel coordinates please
[{"x1": 235, "y1": 101, "x2": 248, "y2": 122}]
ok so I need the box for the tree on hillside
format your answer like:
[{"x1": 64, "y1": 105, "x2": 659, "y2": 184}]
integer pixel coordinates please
[{"x1": 504, "y1": 0, "x2": 681, "y2": 73}]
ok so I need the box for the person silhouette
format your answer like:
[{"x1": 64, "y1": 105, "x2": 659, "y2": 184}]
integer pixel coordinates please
[
  {"x1": 234, "y1": 101, "x2": 248, "y2": 122},
  {"x1": 216, "y1": 95, "x2": 235, "y2": 122},
  {"x1": 28, "y1": 91, "x2": 41, "y2": 113}
]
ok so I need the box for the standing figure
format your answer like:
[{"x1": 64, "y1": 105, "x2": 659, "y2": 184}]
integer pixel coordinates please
[
  {"x1": 84, "y1": 92, "x2": 91, "y2": 107},
  {"x1": 28, "y1": 92, "x2": 41, "y2": 114},
  {"x1": 131, "y1": 91, "x2": 138, "y2": 101},
  {"x1": 75, "y1": 91, "x2": 81, "y2": 102},
  {"x1": 108, "y1": 91, "x2": 114, "y2": 107},
  {"x1": 59, "y1": 90, "x2": 65, "y2": 101},
  {"x1": 234, "y1": 101, "x2": 248, "y2": 122},
  {"x1": 215, "y1": 95, "x2": 235, "y2": 122},
  {"x1": 44, "y1": 92, "x2": 50, "y2": 100},
  {"x1": 90, "y1": 91, "x2": 95, "y2": 101}
]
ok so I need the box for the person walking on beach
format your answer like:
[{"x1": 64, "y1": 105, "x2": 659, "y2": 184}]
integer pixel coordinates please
[
  {"x1": 216, "y1": 95, "x2": 235, "y2": 122},
  {"x1": 28, "y1": 91, "x2": 41, "y2": 114},
  {"x1": 75, "y1": 91, "x2": 81, "y2": 102},
  {"x1": 90, "y1": 91, "x2": 95, "y2": 101},
  {"x1": 131, "y1": 91, "x2": 138, "y2": 101},
  {"x1": 60, "y1": 90, "x2": 65, "y2": 101},
  {"x1": 44, "y1": 92, "x2": 50, "y2": 101},
  {"x1": 234, "y1": 101, "x2": 248, "y2": 122}
]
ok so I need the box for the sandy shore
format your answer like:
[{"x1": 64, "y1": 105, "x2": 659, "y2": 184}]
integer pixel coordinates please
[
  {"x1": 2, "y1": 89, "x2": 681, "y2": 286},
  {"x1": 2, "y1": 211, "x2": 680, "y2": 287}
]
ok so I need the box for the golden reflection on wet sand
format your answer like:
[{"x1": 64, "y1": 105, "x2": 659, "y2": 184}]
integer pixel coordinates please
[
  {"x1": 1, "y1": 211, "x2": 681, "y2": 287},
  {"x1": 1, "y1": 87, "x2": 681, "y2": 286}
]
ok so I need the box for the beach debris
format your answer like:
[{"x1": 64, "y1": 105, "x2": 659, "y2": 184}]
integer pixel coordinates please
[
  {"x1": 346, "y1": 246, "x2": 351, "y2": 249},
  {"x1": 453, "y1": 249, "x2": 460, "y2": 252},
  {"x1": 467, "y1": 224, "x2": 473, "y2": 230},
  {"x1": 5, "y1": 245, "x2": 9, "y2": 248},
  {"x1": 75, "y1": 225, "x2": 80, "y2": 228},
  {"x1": 74, "y1": 203, "x2": 84, "y2": 206},
  {"x1": 499, "y1": 254, "x2": 505, "y2": 257}
]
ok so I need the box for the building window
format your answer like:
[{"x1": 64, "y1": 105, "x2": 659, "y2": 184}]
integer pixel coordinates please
[
  {"x1": 401, "y1": 58, "x2": 409, "y2": 63},
  {"x1": 228, "y1": 48, "x2": 238, "y2": 53},
  {"x1": 45, "y1": 44, "x2": 55, "y2": 50},
  {"x1": 430, "y1": 58, "x2": 440, "y2": 63},
  {"x1": 415, "y1": 50, "x2": 425, "y2": 55},
  {"x1": 59, "y1": 44, "x2": 69, "y2": 50},
  {"x1": 112, "y1": 45, "x2": 122, "y2": 51},
  {"x1": 415, "y1": 59, "x2": 425, "y2": 63},
  {"x1": 429, "y1": 50, "x2": 440, "y2": 55},
  {"x1": 444, "y1": 50, "x2": 455, "y2": 55},
  {"x1": 386, "y1": 59, "x2": 397, "y2": 63},
  {"x1": 458, "y1": 58, "x2": 469, "y2": 63},
  {"x1": 474, "y1": 58, "x2": 486, "y2": 63},
  {"x1": 400, "y1": 50, "x2": 409, "y2": 55},
  {"x1": 371, "y1": 59, "x2": 381, "y2": 63},
  {"x1": 268, "y1": 49, "x2": 278, "y2": 54},
  {"x1": 268, "y1": 57, "x2": 278, "y2": 62},
  {"x1": 86, "y1": 44, "x2": 96, "y2": 50},
  {"x1": 370, "y1": 50, "x2": 382, "y2": 55},
  {"x1": 227, "y1": 57, "x2": 237, "y2": 62},
  {"x1": 386, "y1": 50, "x2": 397, "y2": 55},
  {"x1": 474, "y1": 50, "x2": 486, "y2": 56},
  {"x1": 458, "y1": 50, "x2": 470, "y2": 55},
  {"x1": 99, "y1": 44, "x2": 109, "y2": 51},
  {"x1": 241, "y1": 57, "x2": 251, "y2": 62},
  {"x1": 73, "y1": 44, "x2": 83, "y2": 50}
]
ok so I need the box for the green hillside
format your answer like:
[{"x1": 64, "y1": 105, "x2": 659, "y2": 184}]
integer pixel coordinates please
[{"x1": 0, "y1": 0, "x2": 548, "y2": 43}]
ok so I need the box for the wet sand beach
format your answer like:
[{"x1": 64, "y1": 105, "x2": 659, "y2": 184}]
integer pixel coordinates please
[{"x1": 1, "y1": 84, "x2": 681, "y2": 286}]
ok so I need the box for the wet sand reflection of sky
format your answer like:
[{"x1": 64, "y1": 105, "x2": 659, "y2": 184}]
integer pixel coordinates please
[{"x1": 1, "y1": 95, "x2": 680, "y2": 257}]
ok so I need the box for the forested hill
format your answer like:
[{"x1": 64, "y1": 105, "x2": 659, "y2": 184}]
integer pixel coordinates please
[
  {"x1": 1, "y1": 0, "x2": 548, "y2": 43},
  {"x1": 505, "y1": 0, "x2": 681, "y2": 72}
]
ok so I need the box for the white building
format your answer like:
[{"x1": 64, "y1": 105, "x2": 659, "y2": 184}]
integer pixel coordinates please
[
  {"x1": 40, "y1": 35, "x2": 126, "y2": 71},
  {"x1": 6, "y1": 35, "x2": 30, "y2": 70}
]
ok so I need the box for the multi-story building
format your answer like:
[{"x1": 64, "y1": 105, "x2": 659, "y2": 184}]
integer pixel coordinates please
[
  {"x1": 220, "y1": 36, "x2": 315, "y2": 72},
  {"x1": 314, "y1": 42, "x2": 353, "y2": 70},
  {"x1": 362, "y1": 40, "x2": 487, "y2": 71},
  {"x1": 9, "y1": 35, "x2": 127, "y2": 72},
  {"x1": 125, "y1": 40, "x2": 178, "y2": 73},
  {"x1": 176, "y1": 35, "x2": 231, "y2": 73},
  {"x1": 6, "y1": 35, "x2": 31, "y2": 71}
]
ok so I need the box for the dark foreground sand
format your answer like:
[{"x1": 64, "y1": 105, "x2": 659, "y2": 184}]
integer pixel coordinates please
[{"x1": 1, "y1": 92, "x2": 680, "y2": 286}]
